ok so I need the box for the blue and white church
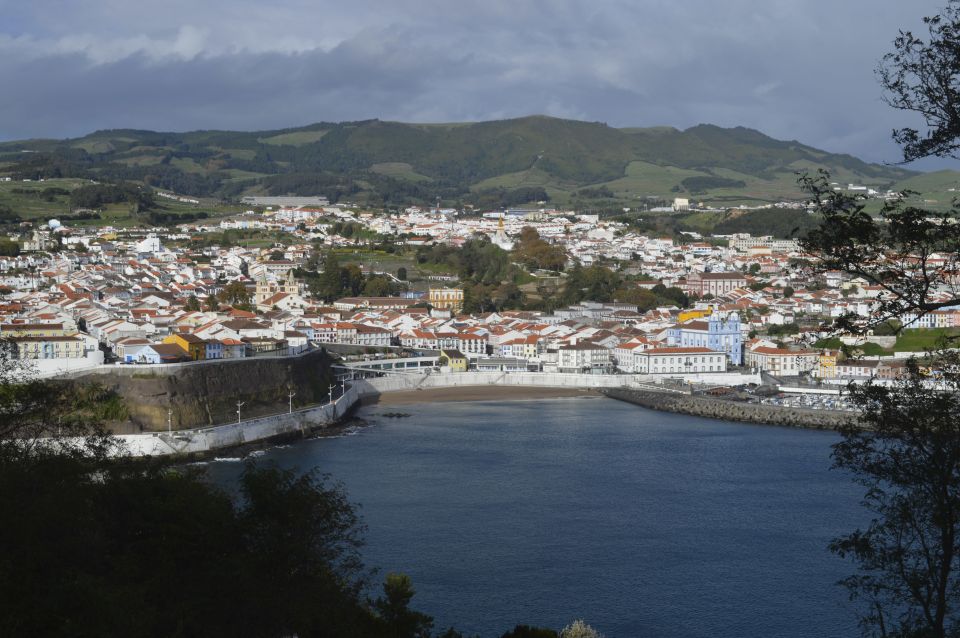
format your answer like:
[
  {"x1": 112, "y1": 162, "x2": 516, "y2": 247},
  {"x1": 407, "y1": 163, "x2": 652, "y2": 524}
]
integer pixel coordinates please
[{"x1": 666, "y1": 312, "x2": 743, "y2": 365}]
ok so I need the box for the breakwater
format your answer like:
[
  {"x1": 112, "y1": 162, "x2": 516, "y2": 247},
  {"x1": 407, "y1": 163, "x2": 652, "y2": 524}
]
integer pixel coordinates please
[{"x1": 603, "y1": 388, "x2": 852, "y2": 429}]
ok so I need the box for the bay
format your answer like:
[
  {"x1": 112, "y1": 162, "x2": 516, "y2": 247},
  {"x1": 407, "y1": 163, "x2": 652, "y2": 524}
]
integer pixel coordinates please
[{"x1": 205, "y1": 396, "x2": 865, "y2": 638}]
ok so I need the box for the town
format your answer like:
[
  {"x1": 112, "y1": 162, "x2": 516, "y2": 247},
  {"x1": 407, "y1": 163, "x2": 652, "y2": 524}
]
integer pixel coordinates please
[{"x1": 1, "y1": 191, "x2": 955, "y2": 400}]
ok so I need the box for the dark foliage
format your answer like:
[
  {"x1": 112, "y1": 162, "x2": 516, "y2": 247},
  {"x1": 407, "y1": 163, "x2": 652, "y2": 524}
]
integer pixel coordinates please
[
  {"x1": 879, "y1": 0, "x2": 960, "y2": 162},
  {"x1": 0, "y1": 348, "x2": 456, "y2": 638},
  {"x1": 713, "y1": 208, "x2": 820, "y2": 239},
  {"x1": 800, "y1": 171, "x2": 960, "y2": 334},
  {"x1": 680, "y1": 175, "x2": 747, "y2": 192},
  {"x1": 500, "y1": 626, "x2": 559, "y2": 638},
  {"x1": 831, "y1": 354, "x2": 960, "y2": 638},
  {"x1": 69, "y1": 182, "x2": 154, "y2": 211}
]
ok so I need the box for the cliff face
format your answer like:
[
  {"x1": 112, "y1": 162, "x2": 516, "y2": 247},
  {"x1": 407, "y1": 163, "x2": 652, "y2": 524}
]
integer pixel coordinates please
[{"x1": 73, "y1": 350, "x2": 335, "y2": 433}]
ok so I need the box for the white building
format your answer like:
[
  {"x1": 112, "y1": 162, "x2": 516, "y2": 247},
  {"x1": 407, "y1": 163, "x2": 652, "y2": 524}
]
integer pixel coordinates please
[
  {"x1": 557, "y1": 341, "x2": 610, "y2": 373},
  {"x1": 744, "y1": 346, "x2": 819, "y2": 375},
  {"x1": 632, "y1": 347, "x2": 727, "y2": 375}
]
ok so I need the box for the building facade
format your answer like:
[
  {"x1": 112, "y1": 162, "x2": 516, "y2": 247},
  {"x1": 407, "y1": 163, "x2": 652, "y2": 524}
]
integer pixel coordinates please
[
  {"x1": 632, "y1": 347, "x2": 727, "y2": 375},
  {"x1": 666, "y1": 312, "x2": 743, "y2": 365},
  {"x1": 428, "y1": 287, "x2": 464, "y2": 313},
  {"x1": 684, "y1": 271, "x2": 747, "y2": 297}
]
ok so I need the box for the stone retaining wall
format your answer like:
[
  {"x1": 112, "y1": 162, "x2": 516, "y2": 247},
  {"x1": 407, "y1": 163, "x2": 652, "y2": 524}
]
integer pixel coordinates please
[{"x1": 113, "y1": 387, "x2": 359, "y2": 457}]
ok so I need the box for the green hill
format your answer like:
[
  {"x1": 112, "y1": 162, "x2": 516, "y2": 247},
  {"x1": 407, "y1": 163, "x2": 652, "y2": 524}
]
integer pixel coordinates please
[{"x1": 0, "y1": 116, "x2": 927, "y2": 209}]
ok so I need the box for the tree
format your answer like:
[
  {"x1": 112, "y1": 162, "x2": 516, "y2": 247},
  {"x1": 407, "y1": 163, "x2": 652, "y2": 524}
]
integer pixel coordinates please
[
  {"x1": 512, "y1": 226, "x2": 567, "y2": 272},
  {"x1": 374, "y1": 572, "x2": 433, "y2": 638},
  {"x1": 879, "y1": 1, "x2": 960, "y2": 162},
  {"x1": 830, "y1": 354, "x2": 960, "y2": 638},
  {"x1": 803, "y1": 8, "x2": 960, "y2": 637},
  {"x1": 315, "y1": 251, "x2": 343, "y2": 302},
  {"x1": 0, "y1": 238, "x2": 19, "y2": 256},
  {"x1": 363, "y1": 275, "x2": 396, "y2": 297},
  {"x1": 801, "y1": 2, "x2": 960, "y2": 335},
  {"x1": 204, "y1": 294, "x2": 220, "y2": 312},
  {"x1": 782, "y1": 286, "x2": 794, "y2": 298},
  {"x1": 0, "y1": 349, "x2": 445, "y2": 638},
  {"x1": 801, "y1": 170, "x2": 960, "y2": 334},
  {"x1": 397, "y1": 266, "x2": 408, "y2": 281},
  {"x1": 559, "y1": 620, "x2": 604, "y2": 638},
  {"x1": 184, "y1": 294, "x2": 201, "y2": 311},
  {"x1": 219, "y1": 280, "x2": 252, "y2": 310}
]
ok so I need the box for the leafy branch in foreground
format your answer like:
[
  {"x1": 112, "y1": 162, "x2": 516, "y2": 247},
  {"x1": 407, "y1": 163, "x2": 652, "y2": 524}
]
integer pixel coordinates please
[
  {"x1": 879, "y1": 0, "x2": 960, "y2": 163},
  {"x1": 831, "y1": 352, "x2": 960, "y2": 638},
  {"x1": 799, "y1": 170, "x2": 960, "y2": 336}
]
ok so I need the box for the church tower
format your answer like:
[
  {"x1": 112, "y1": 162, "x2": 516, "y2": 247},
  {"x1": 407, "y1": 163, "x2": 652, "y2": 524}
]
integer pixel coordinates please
[
  {"x1": 255, "y1": 272, "x2": 271, "y2": 305},
  {"x1": 283, "y1": 269, "x2": 298, "y2": 295}
]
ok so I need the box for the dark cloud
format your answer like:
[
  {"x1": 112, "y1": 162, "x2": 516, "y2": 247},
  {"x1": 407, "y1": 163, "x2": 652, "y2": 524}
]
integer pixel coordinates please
[{"x1": 1, "y1": 0, "x2": 956, "y2": 167}]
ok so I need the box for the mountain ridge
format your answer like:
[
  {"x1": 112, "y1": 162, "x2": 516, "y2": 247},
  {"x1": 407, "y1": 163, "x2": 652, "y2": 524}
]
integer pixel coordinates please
[{"x1": 0, "y1": 115, "x2": 938, "y2": 208}]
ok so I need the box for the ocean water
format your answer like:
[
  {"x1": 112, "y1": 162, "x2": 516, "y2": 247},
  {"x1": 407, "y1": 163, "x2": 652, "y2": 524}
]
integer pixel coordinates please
[{"x1": 205, "y1": 396, "x2": 866, "y2": 638}]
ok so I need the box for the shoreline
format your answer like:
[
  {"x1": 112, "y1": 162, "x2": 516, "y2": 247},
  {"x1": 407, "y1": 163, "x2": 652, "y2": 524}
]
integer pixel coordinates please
[
  {"x1": 364, "y1": 385, "x2": 600, "y2": 406},
  {"x1": 149, "y1": 382, "x2": 851, "y2": 461},
  {"x1": 359, "y1": 384, "x2": 850, "y2": 430}
]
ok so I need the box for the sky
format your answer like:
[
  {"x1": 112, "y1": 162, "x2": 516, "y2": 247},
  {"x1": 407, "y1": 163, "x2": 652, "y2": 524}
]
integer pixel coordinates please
[{"x1": 1, "y1": 0, "x2": 957, "y2": 168}]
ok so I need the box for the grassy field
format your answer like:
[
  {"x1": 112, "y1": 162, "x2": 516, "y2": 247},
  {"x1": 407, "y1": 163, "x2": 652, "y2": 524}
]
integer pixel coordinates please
[
  {"x1": 895, "y1": 328, "x2": 960, "y2": 351},
  {"x1": 332, "y1": 248, "x2": 457, "y2": 282},
  {"x1": 0, "y1": 177, "x2": 246, "y2": 229},
  {"x1": 0, "y1": 178, "x2": 86, "y2": 218},
  {"x1": 815, "y1": 337, "x2": 892, "y2": 356},
  {"x1": 258, "y1": 130, "x2": 329, "y2": 146},
  {"x1": 370, "y1": 163, "x2": 433, "y2": 183}
]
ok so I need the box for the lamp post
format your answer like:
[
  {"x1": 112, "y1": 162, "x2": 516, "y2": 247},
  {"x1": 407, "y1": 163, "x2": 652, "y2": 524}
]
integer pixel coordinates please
[
  {"x1": 236, "y1": 400, "x2": 245, "y2": 424},
  {"x1": 288, "y1": 390, "x2": 296, "y2": 414},
  {"x1": 167, "y1": 408, "x2": 172, "y2": 434},
  {"x1": 329, "y1": 383, "x2": 335, "y2": 405}
]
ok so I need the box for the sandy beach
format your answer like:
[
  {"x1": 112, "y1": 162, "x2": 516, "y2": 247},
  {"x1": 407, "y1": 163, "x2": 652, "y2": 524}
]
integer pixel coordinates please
[{"x1": 367, "y1": 385, "x2": 600, "y2": 406}]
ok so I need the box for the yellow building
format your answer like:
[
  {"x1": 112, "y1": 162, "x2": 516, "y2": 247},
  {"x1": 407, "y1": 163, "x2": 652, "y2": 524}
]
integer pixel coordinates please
[
  {"x1": 429, "y1": 287, "x2": 464, "y2": 313},
  {"x1": 163, "y1": 333, "x2": 206, "y2": 361},
  {"x1": 1, "y1": 323, "x2": 68, "y2": 337},
  {"x1": 817, "y1": 349, "x2": 840, "y2": 379},
  {"x1": 677, "y1": 308, "x2": 713, "y2": 323},
  {"x1": 439, "y1": 349, "x2": 469, "y2": 372}
]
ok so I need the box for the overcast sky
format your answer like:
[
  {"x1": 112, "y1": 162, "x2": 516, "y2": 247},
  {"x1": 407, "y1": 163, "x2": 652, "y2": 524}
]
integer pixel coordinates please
[{"x1": 1, "y1": 0, "x2": 956, "y2": 168}]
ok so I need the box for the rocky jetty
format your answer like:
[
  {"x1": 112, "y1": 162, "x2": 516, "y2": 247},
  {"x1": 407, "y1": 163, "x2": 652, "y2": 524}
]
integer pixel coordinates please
[{"x1": 603, "y1": 388, "x2": 852, "y2": 430}]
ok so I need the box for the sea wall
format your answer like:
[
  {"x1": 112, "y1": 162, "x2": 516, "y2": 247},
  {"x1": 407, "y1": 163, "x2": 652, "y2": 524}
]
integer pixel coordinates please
[
  {"x1": 70, "y1": 348, "x2": 335, "y2": 432},
  {"x1": 352, "y1": 371, "x2": 761, "y2": 399},
  {"x1": 603, "y1": 388, "x2": 852, "y2": 430},
  {"x1": 111, "y1": 386, "x2": 359, "y2": 457}
]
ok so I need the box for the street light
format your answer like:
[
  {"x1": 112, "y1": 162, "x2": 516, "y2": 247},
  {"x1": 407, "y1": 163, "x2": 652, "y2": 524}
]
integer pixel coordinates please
[
  {"x1": 236, "y1": 400, "x2": 245, "y2": 424},
  {"x1": 288, "y1": 390, "x2": 296, "y2": 414},
  {"x1": 329, "y1": 383, "x2": 335, "y2": 405}
]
